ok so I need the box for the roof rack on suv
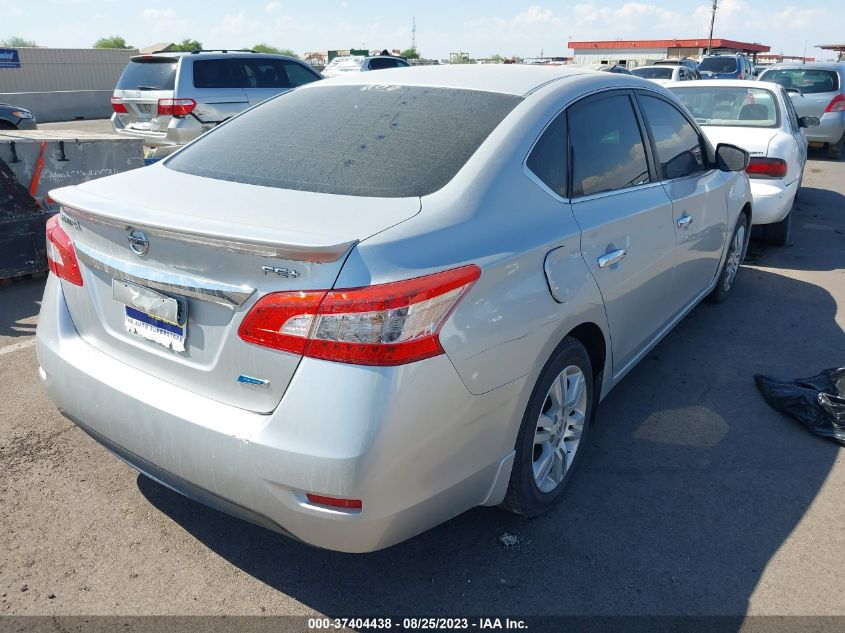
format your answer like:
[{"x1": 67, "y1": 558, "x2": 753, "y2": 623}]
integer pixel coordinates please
[{"x1": 189, "y1": 49, "x2": 257, "y2": 54}]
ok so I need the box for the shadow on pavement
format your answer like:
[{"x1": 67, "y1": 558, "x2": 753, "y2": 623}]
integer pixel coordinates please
[
  {"x1": 138, "y1": 256, "x2": 843, "y2": 616},
  {"x1": 0, "y1": 276, "x2": 45, "y2": 340}
]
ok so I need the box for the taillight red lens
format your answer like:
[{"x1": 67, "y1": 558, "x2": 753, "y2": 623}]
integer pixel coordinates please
[
  {"x1": 824, "y1": 93, "x2": 845, "y2": 113},
  {"x1": 45, "y1": 214, "x2": 83, "y2": 286},
  {"x1": 238, "y1": 265, "x2": 481, "y2": 366},
  {"x1": 746, "y1": 157, "x2": 788, "y2": 179},
  {"x1": 157, "y1": 98, "x2": 197, "y2": 117},
  {"x1": 110, "y1": 97, "x2": 127, "y2": 114},
  {"x1": 306, "y1": 494, "x2": 363, "y2": 510}
]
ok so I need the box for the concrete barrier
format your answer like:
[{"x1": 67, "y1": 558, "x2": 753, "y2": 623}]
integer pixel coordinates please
[{"x1": 0, "y1": 90, "x2": 113, "y2": 123}]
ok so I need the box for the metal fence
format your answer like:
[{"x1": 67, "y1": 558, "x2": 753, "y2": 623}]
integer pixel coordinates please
[{"x1": 0, "y1": 48, "x2": 138, "y2": 122}]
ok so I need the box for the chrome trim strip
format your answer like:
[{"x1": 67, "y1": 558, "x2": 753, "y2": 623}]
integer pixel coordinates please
[
  {"x1": 75, "y1": 242, "x2": 255, "y2": 308},
  {"x1": 61, "y1": 206, "x2": 357, "y2": 264}
]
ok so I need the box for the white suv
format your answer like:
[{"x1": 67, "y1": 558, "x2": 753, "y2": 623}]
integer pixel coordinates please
[{"x1": 110, "y1": 51, "x2": 322, "y2": 146}]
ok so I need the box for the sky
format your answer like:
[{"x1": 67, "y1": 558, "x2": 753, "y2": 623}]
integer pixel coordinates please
[{"x1": 0, "y1": 0, "x2": 841, "y2": 61}]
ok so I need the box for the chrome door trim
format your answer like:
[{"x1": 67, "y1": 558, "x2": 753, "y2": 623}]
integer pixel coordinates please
[
  {"x1": 60, "y1": 206, "x2": 357, "y2": 264},
  {"x1": 74, "y1": 242, "x2": 255, "y2": 308},
  {"x1": 597, "y1": 248, "x2": 626, "y2": 268}
]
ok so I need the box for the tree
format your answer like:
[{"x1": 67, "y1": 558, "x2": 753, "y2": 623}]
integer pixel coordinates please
[
  {"x1": 486, "y1": 54, "x2": 505, "y2": 63},
  {"x1": 251, "y1": 43, "x2": 298, "y2": 57},
  {"x1": 1, "y1": 36, "x2": 36, "y2": 47},
  {"x1": 253, "y1": 42, "x2": 281, "y2": 54},
  {"x1": 170, "y1": 38, "x2": 203, "y2": 52},
  {"x1": 400, "y1": 48, "x2": 419, "y2": 60},
  {"x1": 94, "y1": 36, "x2": 131, "y2": 49}
]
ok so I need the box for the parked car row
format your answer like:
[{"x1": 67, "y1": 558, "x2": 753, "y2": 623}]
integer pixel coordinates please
[{"x1": 42, "y1": 65, "x2": 755, "y2": 552}]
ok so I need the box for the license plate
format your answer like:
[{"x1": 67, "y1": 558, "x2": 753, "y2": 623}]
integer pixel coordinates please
[{"x1": 113, "y1": 280, "x2": 187, "y2": 352}]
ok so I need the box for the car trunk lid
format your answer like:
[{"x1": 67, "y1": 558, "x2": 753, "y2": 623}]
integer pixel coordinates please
[{"x1": 49, "y1": 165, "x2": 420, "y2": 414}]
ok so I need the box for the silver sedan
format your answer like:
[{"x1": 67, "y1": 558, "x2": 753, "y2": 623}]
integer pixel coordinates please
[{"x1": 38, "y1": 65, "x2": 752, "y2": 552}]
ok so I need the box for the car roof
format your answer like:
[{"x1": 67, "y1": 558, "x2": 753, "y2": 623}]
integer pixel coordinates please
[
  {"x1": 634, "y1": 65, "x2": 681, "y2": 69},
  {"x1": 311, "y1": 64, "x2": 592, "y2": 96},
  {"x1": 665, "y1": 79, "x2": 783, "y2": 90},
  {"x1": 130, "y1": 52, "x2": 302, "y2": 62},
  {"x1": 762, "y1": 61, "x2": 844, "y2": 71}
]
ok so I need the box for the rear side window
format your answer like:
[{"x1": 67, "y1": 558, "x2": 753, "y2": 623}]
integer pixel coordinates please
[
  {"x1": 638, "y1": 95, "x2": 706, "y2": 180},
  {"x1": 117, "y1": 59, "x2": 177, "y2": 90},
  {"x1": 567, "y1": 93, "x2": 650, "y2": 197},
  {"x1": 760, "y1": 69, "x2": 839, "y2": 94},
  {"x1": 369, "y1": 58, "x2": 403, "y2": 70},
  {"x1": 526, "y1": 113, "x2": 567, "y2": 197},
  {"x1": 166, "y1": 85, "x2": 521, "y2": 198},
  {"x1": 193, "y1": 59, "x2": 247, "y2": 88},
  {"x1": 283, "y1": 61, "x2": 321, "y2": 87}
]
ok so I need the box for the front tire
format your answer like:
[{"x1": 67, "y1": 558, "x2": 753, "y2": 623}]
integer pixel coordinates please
[
  {"x1": 502, "y1": 338, "x2": 594, "y2": 517},
  {"x1": 709, "y1": 213, "x2": 748, "y2": 303}
]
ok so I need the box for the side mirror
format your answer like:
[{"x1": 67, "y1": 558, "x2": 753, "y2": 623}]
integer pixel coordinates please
[
  {"x1": 715, "y1": 143, "x2": 750, "y2": 172},
  {"x1": 800, "y1": 116, "x2": 820, "y2": 128}
]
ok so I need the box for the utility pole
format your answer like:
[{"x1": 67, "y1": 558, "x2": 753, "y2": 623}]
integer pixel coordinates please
[
  {"x1": 707, "y1": 0, "x2": 718, "y2": 54},
  {"x1": 411, "y1": 16, "x2": 416, "y2": 53}
]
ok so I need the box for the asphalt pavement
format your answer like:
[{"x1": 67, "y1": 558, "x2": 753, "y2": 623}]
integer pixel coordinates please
[{"x1": 0, "y1": 146, "x2": 843, "y2": 620}]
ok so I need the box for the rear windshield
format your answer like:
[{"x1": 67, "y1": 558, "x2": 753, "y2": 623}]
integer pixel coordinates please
[
  {"x1": 166, "y1": 85, "x2": 521, "y2": 198},
  {"x1": 632, "y1": 67, "x2": 674, "y2": 79},
  {"x1": 671, "y1": 86, "x2": 780, "y2": 128},
  {"x1": 699, "y1": 57, "x2": 739, "y2": 73},
  {"x1": 117, "y1": 59, "x2": 177, "y2": 90},
  {"x1": 760, "y1": 68, "x2": 839, "y2": 94}
]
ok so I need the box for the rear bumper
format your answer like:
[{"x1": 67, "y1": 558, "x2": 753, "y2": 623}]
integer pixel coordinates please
[
  {"x1": 36, "y1": 276, "x2": 522, "y2": 552},
  {"x1": 804, "y1": 111, "x2": 845, "y2": 145},
  {"x1": 110, "y1": 113, "x2": 206, "y2": 147},
  {"x1": 749, "y1": 178, "x2": 798, "y2": 225}
]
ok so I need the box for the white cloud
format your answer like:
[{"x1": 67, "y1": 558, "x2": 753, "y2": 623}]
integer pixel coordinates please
[
  {"x1": 513, "y1": 6, "x2": 558, "y2": 25},
  {"x1": 265, "y1": 1, "x2": 280, "y2": 12},
  {"x1": 140, "y1": 8, "x2": 188, "y2": 35},
  {"x1": 212, "y1": 12, "x2": 261, "y2": 37},
  {"x1": 6, "y1": 7, "x2": 24, "y2": 16}
]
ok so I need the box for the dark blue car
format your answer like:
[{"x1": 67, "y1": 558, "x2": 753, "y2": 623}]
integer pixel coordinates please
[{"x1": 698, "y1": 54, "x2": 755, "y2": 80}]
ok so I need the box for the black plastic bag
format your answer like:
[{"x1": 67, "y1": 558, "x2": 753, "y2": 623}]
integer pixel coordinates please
[{"x1": 754, "y1": 368, "x2": 845, "y2": 446}]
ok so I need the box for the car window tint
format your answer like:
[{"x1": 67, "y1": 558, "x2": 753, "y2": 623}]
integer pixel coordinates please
[
  {"x1": 167, "y1": 85, "x2": 521, "y2": 198},
  {"x1": 568, "y1": 94, "x2": 650, "y2": 197},
  {"x1": 526, "y1": 112, "x2": 566, "y2": 197},
  {"x1": 699, "y1": 57, "x2": 739, "y2": 73},
  {"x1": 242, "y1": 60, "x2": 290, "y2": 88},
  {"x1": 369, "y1": 58, "x2": 399, "y2": 70},
  {"x1": 638, "y1": 95, "x2": 706, "y2": 180},
  {"x1": 117, "y1": 60, "x2": 177, "y2": 90},
  {"x1": 283, "y1": 61, "x2": 320, "y2": 87},
  {"x1": 671, "y1": 86, "x2": 780, "y2": 128},
  {"x1": 760, "y1": 69, "x2": 839, "y2": 94},
  {"x1": 193, "y1": 59, "x2": 248, "y2": 89}
]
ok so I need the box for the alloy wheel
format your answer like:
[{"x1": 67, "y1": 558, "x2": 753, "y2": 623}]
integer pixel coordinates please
[{"x1": 532, "y1": 365, "x2": 588, "y2": 493}]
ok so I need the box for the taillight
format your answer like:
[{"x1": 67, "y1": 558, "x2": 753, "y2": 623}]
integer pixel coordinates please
[
  {"x1": 45, "y1": 215, "x2": 83, "y2": 286},
  {"x1": 824, "y1": 93, "x2": 845, "y2": 113},
  {"x1": 239, "y1": 265, "x2": 481, "y2": 366},
  {"x1": 157, "y1": 98, "x2": 197, "y2": 117},
  {"x1": 110, "y1": 97, "x2": 127, "y2": 114},
  {"x1": 746, "y1": 157, "x2": 788, "y2": 179}
]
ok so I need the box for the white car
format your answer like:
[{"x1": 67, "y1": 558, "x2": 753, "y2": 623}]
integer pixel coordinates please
[
  {"x1": 669, "y1": 80, "x2": 819, "y2": 245},
  {"x1": 632, "y1": 65, "x2": 696, "y2": 85},
  {"x1": 321, "y1": 55, "x2": 409, "y2": 78}
]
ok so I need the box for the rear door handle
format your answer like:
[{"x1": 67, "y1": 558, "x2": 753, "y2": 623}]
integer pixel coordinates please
[
  {"x1": 676, "y1": 214, "x2": 693, "y2": 229},
  {"x1": 598, "y1": 248, "x2": 626, "y2": 268}
]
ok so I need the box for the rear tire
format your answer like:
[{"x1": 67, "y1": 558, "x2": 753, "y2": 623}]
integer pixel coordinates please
[
  {"x1": 828, "y1": 134, "x2": 844, "y2": 160},
  {"x1": 502, "y1": 338, "x2": 594, "y2": 517},
  {"x1": 709, "y1": 213, "x2": 748, "y2": 303},
  {"x1": 763, "y1": 208, "x2": 792, "y2": 247}
]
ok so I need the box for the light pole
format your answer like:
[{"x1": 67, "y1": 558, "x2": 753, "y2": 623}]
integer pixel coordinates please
[{"x1": 707, "y1": 0, "x2": 718, "y2": 54}]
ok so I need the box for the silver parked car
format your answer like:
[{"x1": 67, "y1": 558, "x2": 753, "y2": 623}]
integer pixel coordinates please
[
  {"x1": 110, "y1": 51, "x2": 322, "y2": 146},
  {"x1": 631, "y1": 65, "x2": 696, "y2": 85},
  {"x1": 758, "y1": 62, "x2": 845, "y2": 159},
  {"x1": 39, "y1": 66, "x2": 752, "y2": 553},
  {"x1": 321, "y1": 54, "x2": 410, "y2": 78}
]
